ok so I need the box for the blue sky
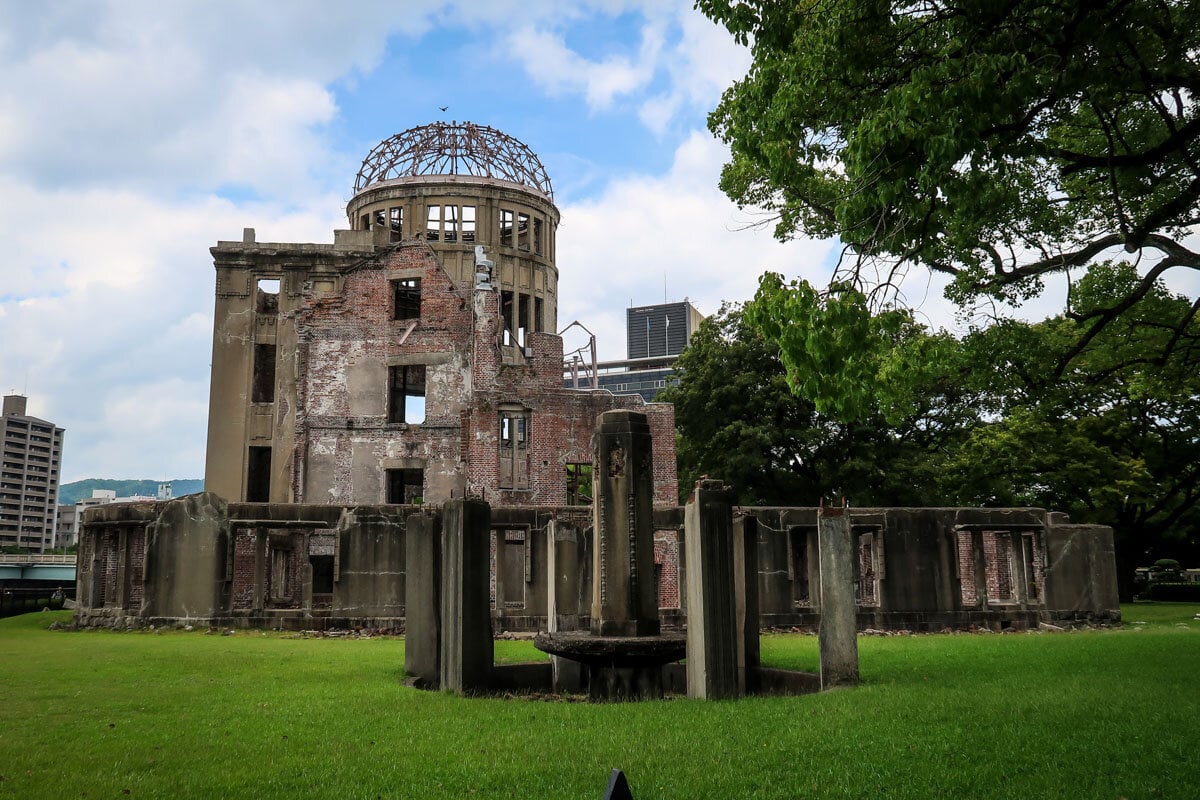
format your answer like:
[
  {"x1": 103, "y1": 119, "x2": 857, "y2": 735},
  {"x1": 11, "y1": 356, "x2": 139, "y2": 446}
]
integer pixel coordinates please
[{"x1": 0, "y1": 1, "x2": 852, "y2": 483}]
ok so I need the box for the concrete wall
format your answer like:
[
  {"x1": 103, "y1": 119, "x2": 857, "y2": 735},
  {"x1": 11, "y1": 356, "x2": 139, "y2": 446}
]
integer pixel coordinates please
[{"x1": 75, "y1": 501, "x2": 1121, "y2": 632}]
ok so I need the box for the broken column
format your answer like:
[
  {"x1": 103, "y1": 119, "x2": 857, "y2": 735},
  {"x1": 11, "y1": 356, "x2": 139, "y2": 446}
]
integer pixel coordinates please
[
  {"x1": 818, "y1": 502, "x2": 859, "y2": 689},
  {"x1": 439, "y1": 498, "x2": 493, "y2": 694},
  {"x1": 591, "y1": 410, "x2": 660, "y2": 637},
  {"x1": 684, "y1": 479, "x2": 740, "y2": 700},
  {"x1": 536, "y1": 409, "x2": 684, "y2": 700},
  {"x1": 545, "y1": 518, "x2": 584, "y2": 693},
  {"x1": 404, "y1": 511, "x2": 441, "y2": 687},
  {"x1": 732, "y1": 512, "x2": 761, "y2": 694}
]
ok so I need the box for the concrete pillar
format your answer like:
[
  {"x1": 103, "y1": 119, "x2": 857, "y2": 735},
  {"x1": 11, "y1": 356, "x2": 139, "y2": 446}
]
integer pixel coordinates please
[
  {"x1": 684, "y1": 479, "x2": 739, "y2": 700},
  {"x1": 440, "y1": 498, "x2": 493, "y2": 695},
  {"x1": 253, "y1": 529, "x2": 267, "y2": 613},
  {"x1": 971, "y1": 530, "x2": 988, "y2": 609},
  {"x1": 404, "y1": 512, "x2": 441, "y2": 686},
  {"x1": 115, "y1": 527, "x2": 129, "y2": 610},
  {"x1": 818, "y1": 504, "x2": 859, "y2": 689},
  {"x1": 591, "y1": 410, "x2": 659, "y2": 637},
  {"x1": 546, "y1": 519, "x2": 583, "y2": 692},
  {"x1": 733, "y1": 513, "x2": 761, "y2": 694}
]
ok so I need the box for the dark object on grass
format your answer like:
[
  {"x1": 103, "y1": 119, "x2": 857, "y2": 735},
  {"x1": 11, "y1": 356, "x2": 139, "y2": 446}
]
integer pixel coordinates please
[{"x1": 603, "y1": 769, "x2": 632, "y2": 800}]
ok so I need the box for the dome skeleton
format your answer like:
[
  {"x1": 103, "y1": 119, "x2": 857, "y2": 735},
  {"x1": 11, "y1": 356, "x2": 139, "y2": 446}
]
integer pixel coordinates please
[{"x1": 354, "y1": 121, "x2": 554, "y2": 200}]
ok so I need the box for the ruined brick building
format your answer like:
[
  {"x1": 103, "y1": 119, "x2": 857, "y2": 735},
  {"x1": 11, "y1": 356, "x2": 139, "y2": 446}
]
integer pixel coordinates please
[
  {"x1": 74, "y1": 123, "x2": 1119, "y2": 633},
  {"x1": 203, "y1": 122, "x2": 675, "y2": 510}
]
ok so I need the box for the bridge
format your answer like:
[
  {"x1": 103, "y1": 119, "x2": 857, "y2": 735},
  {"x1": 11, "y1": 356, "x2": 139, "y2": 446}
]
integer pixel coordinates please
[{"x1": 0, "y1": 553, "x2": 78, "y2": 582}]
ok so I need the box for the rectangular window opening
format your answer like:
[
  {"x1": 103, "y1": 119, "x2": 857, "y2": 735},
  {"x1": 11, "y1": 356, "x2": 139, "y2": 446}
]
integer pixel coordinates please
[
  {"x1": 386, "y1": 468, "x2": 424, "y2": 504},
  {"x1": 311, "y1": 555, "x2": 334, "y2": 594},
  {"x1": 518, "y1": 294, "x2": 530, "y2": 346},
  {"x1": 517, "y1": 212, "x2": 530, "y2": 251},
  {"x1": 426, "y1": 205, "x2": 441, "y2": 241},
  {"x1": 389, "y1": 207, "x2": 403, "y2": 242},
  {"x1": 360, "y1": 213, "x2": 370, "y2": 231},
  {"x1": 534, "y1": 296, "x2": 544, "y2": 333},
  {"x1": 246, "y1": 446, "x2": 271, "y2": 503},
  {"x1": 500, "y1": 290, "x2": 515, "y2": 346},
  {"x1": 256, "y1": 278, "x2": 280, "y2": 314},
  {"x1": 462, "y1": 206, "x2": 476, "y2": 243},
  {"x1": 252, "y1": 343, "x2": 276, "y2": 403},
  {"x1": 388, "y1": 365, "x2": 426, "y2": 424},
  {"x1": 566, "y1": 463, "x2": 593, "y2": 505},
  {"x1": 498, "y1": 410, "x2": 530, "y2": 489},
  {"x1": 444, "y1": 205, "x2": 458, "y2": 243},
  {"x1": 374, "y1": 209, "x2": 386, "y2": 230},
  {"x1": 500, "y1": 209, "x2": 514, "y2": 247},
  {"x1": 533, "y1": 218, "x2": 543, "y2": 255},
  {"x1": 392, "y1": 278, "x2": 421, "y2": 320}
]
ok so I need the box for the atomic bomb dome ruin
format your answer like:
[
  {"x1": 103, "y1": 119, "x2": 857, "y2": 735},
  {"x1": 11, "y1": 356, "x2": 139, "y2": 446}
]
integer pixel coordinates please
[{"x1": 74, "y1": 123, "x2": 1119, "y2": 684}]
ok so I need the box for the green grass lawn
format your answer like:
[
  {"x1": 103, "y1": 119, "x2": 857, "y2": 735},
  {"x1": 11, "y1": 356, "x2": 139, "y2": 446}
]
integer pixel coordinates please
[{"x1": 1, "y1": 605, "x2": 1197, "y2": 799}]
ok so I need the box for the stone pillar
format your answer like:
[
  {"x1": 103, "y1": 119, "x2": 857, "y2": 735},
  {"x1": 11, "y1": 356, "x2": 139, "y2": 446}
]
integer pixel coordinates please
[
  {"x1": 546, "y1": 519, "x2": 584, "y2": 692},
  {"x1": 818, "y1": 504, "x2": 859, "y2": 689},
  {"x1": 405, "y1": 512, "x2": 442, "y2": 686},
  {"x1": 440, "y1": 498, "x2": 493, "y2": 695},
  {"x1": 684, "y1": 479, "x2": 739, "y2": 700},
  {"x1": 971, "y1": 530, "x2": 988, "y2": 610},
  {"x1": 733, "y1": 513, "x2": 761, "y2": 694},
  {"x1": 591, "y1": 410, "x2": 659, "y2": 637},
  {"x1": 253, "y1": 529, "x2": 267, "y2": 614}
]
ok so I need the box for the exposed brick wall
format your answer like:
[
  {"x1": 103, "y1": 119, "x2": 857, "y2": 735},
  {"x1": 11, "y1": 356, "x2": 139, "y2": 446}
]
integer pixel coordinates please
[
  {"x1": 126, "y1": 529, "x2": 145, "y2": 608},
  {"x1": 653, "y1": 530, "x2": 680, "y2": 609},
  {"x1": 231, "y1": 529, "x2": 257, "y2": 609}
]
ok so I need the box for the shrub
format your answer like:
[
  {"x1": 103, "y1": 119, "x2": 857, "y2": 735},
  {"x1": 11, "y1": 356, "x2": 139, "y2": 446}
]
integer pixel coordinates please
[{"x1": 1143, "y1": 583, "x2": 1200, "y2": 602}]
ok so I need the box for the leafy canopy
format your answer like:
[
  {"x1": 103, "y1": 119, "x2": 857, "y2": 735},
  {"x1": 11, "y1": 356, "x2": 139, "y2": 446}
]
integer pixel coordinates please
[{"x1": 702, "y1": 0, "x2": 1200, "y2": 358}]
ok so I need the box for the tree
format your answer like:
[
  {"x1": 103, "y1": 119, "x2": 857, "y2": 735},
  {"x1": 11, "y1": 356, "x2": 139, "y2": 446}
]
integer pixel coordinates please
[
  {"x1": 661, "y1": 305, "x2": 966, "y2": 506},
  {"x1": 943, "y1": 263, "x2": 1200, "y2": 597},
  {"x1": 701, "y1": 0, "x2": 1200, "y2": 366}
]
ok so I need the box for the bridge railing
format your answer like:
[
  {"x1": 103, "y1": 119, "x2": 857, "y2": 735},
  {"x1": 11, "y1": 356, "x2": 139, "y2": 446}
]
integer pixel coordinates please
[{"x1": 0, "y1": 554, "x2": 77, "y2": 565}]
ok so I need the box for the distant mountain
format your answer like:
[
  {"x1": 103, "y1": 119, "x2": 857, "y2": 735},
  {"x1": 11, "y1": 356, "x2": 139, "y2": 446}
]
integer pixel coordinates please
[{"x1": 58, "y1": 479, "x2": 204, "y2": 506}]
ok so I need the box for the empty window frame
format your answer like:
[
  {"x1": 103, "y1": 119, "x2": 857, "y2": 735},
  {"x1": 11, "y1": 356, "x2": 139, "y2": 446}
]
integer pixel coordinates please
[
  {"x1": 360, "y1": 213, "x2": 370, "y2": 231},
  {"x1": 385, "y1": 468, "x2": 424, "y2": 504},
  {"x1": 310, "y1": 555, "x2": 334, "y2": 594},
  {"x1": 498, "y1": 410, "x2": 530, "y2": 489},
  {"x1": 426, "y1": 205, "x2": 441, "y2": 241},
  {"x1": 246, "y1": 446, "x2": 271, "y2": 503},
  {"x1": 500, "y1": 209, "x2": 514, "y2": 246},
  {"x1": 256, "y1": 278, "x2": 280, "y2": 314},
  {"x1": 444, "y1": 205, "x2": 458, "y2": 243},
  {"x1": 388, "y1": 365, "x2": 426, "y2": 424},
  {"x1": 517, "y1": 212, "x2": 531, "y2": 250},
  {"x1": 534, "y1": 297, "x2": 544, "y2": 333},
  {"x1": 533, "y1": 218, "x2": 543, "y2": 255},
  {"x1": 392, "y1": 278, "x2": 421, "y2": 320},
  {"x1": 374, "y1": 209, "x2": 386, "y2": 230},
  {"x1": 252, "y1": 343, "x2": 276, "y2": 403},
  {"x1": 462, "y1": 205, "x2": 476, "y2": 243},
  {"x1": 566, "y1": 463, "x2": 593, "y2": 505},
  {"x1": 389, "y1": 207, "x2": 403, "y2": 242}
]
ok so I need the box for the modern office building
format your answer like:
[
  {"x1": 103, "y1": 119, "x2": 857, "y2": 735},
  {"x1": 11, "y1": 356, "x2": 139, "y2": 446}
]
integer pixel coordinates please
[
  {"x1": 565, "y1": 301, "x2": 706, "y2": 402},
  {"x1": 1, "y1": 395, "x2": 65, "y2": 551}
]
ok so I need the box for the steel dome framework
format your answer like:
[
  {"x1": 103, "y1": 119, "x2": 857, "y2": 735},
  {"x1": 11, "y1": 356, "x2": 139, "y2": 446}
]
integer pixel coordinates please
[{"x1": 354, "y1": 121, "x2": 554, "y2": 199}]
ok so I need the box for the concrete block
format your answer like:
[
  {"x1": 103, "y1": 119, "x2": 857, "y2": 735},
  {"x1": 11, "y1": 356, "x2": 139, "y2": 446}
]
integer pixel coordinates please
[
  {"x1": 684, "y1": 479, "x2": 739, "y2": 700},
  {"x1": 818, "y1": 505, "x2": 859, "y2": 689},
  {"x1": 733, "y1": 513, "x2": 761, "y2": 694},
  {"x1": 440, "y1": 498, "x2": 493, "y2": 694},
  {"x1": 404, "y1": 512, "x2": 441, "y2": 686}
]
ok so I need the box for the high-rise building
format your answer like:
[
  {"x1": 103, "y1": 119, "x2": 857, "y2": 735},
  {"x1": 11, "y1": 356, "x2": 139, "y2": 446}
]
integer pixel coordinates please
[
  {"x1": 1, "y1": 395, "x2": 65, "y2": 551},
  {"x1": 564, "y1": 301, "x2": 706, "y2": 402}
]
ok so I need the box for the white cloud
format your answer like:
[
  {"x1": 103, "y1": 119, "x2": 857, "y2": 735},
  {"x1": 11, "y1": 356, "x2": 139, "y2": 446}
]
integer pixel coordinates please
[
  {"x1": 557, "y1": 130, "x2": 838, "y2": 360},
  {"x1": 505, "y1": 20, "x2": 665, "y2": 111}
]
